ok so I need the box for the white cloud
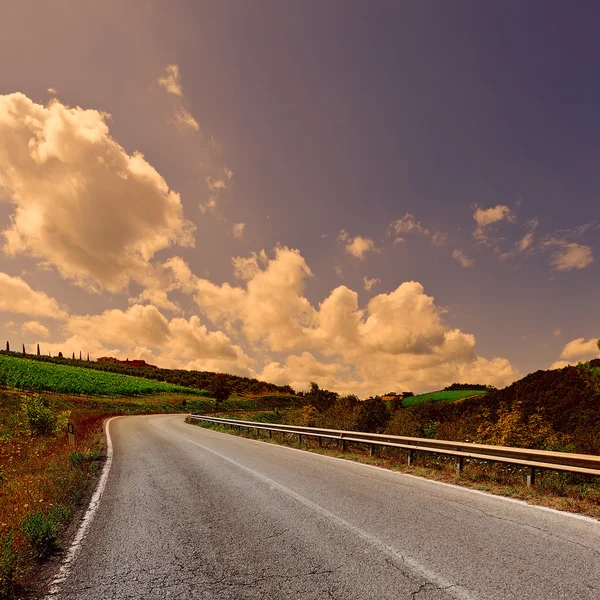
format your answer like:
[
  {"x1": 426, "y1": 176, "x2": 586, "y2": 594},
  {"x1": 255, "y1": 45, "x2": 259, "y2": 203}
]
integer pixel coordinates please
[
  {"x1": 388, "y1": 213, "x2": 447, "y2": 247},
  {"x1": 560, "y1": 337, "x2": 599, "y2": 360},
  {"x1": 452, "y1": 249, "x2": 474, "y2": 268},
  {"x1": 157, "y1": 64, "x2": 183, "y2": 96},
  {"x1": 47, "y1": 87, "x2": 57, "y2": 95},
  {"x1": 0, "y1": 272, "x2": 68, "y2": 319},
  {"x1": 22, "y1": 321, "x2": 50, "y2": 338},
  {"x1": 232, "y1": 222, "x2": 246, "y2": 238},
  {"x1": 0, "y1": 93, "x2": 195, "y2": 291},
  {"x1": 553, "y1": 328, "x2": 561, "y2": 337},
  {"x1": 193, "y1": 247, "x2": 520, "y2": 394},
  {"x1": 473, "y1": 204, "x2": 515, "y2": 241},
  {"x1": 363, "y1": 276, "x2": 381, "y2": 291},
  {"x1": 52, "y1": 304, "x2": 254, "y2": 374},
  {"x1": 546, "y1": 241, "x2": 593, "y2": 272},
  {"x1": 338, "y1": 230, "x2": 378, "y2": 259},
  {"x1": 389, "y1": 213, "x2": 429, "y2": 236},
  {"x1": 174, "y1": 107, "x2": 200, "y2": 131},
  {"x1": 200, "y1": 170, "x2": 234, "y2": 214}
]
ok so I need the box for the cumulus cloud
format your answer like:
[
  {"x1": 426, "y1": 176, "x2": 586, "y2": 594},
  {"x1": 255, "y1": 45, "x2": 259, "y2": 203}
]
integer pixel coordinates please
[
  {"x1": 452, "y1": 249, "x2": 474, "y2": 268},
  {"x1": 42, "y1": 304, "x2": 254, "y2": 374},
  {"x1": 157, "y1": 64, "x2": 183, "y2": 96},
  {"x1": 192, "y1": 247, "x2": 520, "y2": 394},
  {"x1": 545, "y1": 241, "x2": 594, "y2": 272},
  {"x1": 0, "y1": 93, "x2": 195, "y2": 291},
  {"x1": 549, "y1": 336, "x2": 599, "y2": 369},
  {"x1": 559, "y1": 337, "x2": 599, "y2": 360},
  {"x1": 232, "y1": 222, "x2": 246, "y2": 238},
  {"x1": 47, "y1": 87, "x2": 57, "y2": 95},
  {"x1": 0, "y1": 272, "x2": 68, "y2": 319},
  {"x1": 338, "y1": 230, "x2": 378, "y2": 259},
  {"x1": 363, "y1": 276, "x2": 381, "y2": 291},
  {"x1": 22, "y1": 321, "x2": 50, "y2": 338},
  {"x1": 473, "y1": 204, "x2": 515, "y2": 242}
]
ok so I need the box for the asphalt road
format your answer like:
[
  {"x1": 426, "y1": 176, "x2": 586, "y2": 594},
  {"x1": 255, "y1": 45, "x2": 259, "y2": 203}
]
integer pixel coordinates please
[{"x1": 51, "y1": 414, "x2": 600, "y2": 599}]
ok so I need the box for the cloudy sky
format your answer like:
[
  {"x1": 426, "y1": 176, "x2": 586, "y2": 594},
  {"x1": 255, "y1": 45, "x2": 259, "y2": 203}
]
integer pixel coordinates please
[{"x1": 1, "y1": 1, "x2": 598, "y2": 395}]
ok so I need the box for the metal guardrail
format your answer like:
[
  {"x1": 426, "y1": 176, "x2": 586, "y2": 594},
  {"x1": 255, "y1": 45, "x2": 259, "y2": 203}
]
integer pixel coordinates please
[{"x1": 188, "y1": 415, "x2": 600, "y2": 486}]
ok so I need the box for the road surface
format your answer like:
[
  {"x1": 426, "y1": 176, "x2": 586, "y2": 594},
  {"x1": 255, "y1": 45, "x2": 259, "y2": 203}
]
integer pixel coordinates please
[{"x1": 50, "y1": 414, "x2": 600, "y2": 599}]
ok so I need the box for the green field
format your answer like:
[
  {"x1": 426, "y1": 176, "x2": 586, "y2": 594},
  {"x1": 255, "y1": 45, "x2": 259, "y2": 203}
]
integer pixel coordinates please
[
  {"x1": 402, "y1": 389, "x2": 487, "y2": 407},
  {"x1": 0, "y1": 354, "x2": 209, "y2": 397}
]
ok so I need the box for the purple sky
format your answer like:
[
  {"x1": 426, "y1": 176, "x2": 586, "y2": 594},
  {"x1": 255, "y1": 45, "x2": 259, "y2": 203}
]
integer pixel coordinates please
[{"x1": 0, "y1": 1, "x2": 598, "y2": 394}]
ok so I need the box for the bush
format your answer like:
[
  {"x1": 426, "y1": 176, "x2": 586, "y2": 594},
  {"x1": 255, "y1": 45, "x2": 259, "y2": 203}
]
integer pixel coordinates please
[
  {"x1": 21, "y1": 395, "x2": 54, "y2": 435},
  {"x1": 21, "y1": 512, "x2": 58, "y2": 555},
  {"x1": 69, "y1": 451, "x2": 85, "y2": 466}
]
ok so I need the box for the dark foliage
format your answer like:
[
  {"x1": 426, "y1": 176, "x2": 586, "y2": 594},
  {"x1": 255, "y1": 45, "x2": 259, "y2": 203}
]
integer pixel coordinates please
[
  {"x1": 306, "y1": 382, "x2": 338, "y2": 413},
  {"x1": 353, "y1": 397, "x2": 390, "y2": 433},
  {"x1": 443, "y1": 383, "x2": 493, "y2": 391}
]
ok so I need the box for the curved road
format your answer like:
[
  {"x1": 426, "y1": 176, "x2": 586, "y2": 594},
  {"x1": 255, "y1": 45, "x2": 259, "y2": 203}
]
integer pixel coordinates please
[{"x1": 51, "y1": 415, "x2": 600, "y2": 599}]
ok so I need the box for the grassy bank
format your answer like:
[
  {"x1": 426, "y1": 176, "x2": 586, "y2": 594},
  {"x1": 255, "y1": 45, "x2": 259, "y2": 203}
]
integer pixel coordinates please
[{"x1": 190, "y1": 418, "x2": 600, "y2": 520}]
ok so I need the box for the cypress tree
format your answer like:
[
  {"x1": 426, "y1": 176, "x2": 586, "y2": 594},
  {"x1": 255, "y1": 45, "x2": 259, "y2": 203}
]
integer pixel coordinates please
[
  {"x1": 6, "y1": 341, "x2": 9, "y2": 352},
  {"x1": 79, "y1": 350, "x2": 82, "y2": 360},
  {"x1": 87, "y1": 353, "x2": 90, "y2": 361},
  {"x1": 22, "y1": 343, "x2": 26, "y2": 354},
  {"x1": 72, "y1": 352, "x2": 75, "y2": 360},
  {"x1": 37, "y1": 343, "x2": 40, "y2": 355}
]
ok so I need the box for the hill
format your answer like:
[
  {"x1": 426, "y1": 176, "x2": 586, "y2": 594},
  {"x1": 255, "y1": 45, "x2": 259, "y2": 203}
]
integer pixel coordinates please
[
  {"x1": 0, "y1": 354, "x2": 208, "y2": 397},
  {"x1": 0, "y1": 350, "x2": 293, "y2": 396},
  {"x1": 402, "y1": 389, "x2": 487, "y2": 407},
  {"x1": 393, "y1": 359, "x2": 600, "y2": 454}
]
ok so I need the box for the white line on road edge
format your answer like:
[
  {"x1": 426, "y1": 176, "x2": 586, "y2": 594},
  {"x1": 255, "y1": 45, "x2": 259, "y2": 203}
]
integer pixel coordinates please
[
  {"x1": 150, "y1": 418, "x2": 475, "y2": 600},
  {"x1": 44, "y1": 417, "x2": 118, "y2": 599}
]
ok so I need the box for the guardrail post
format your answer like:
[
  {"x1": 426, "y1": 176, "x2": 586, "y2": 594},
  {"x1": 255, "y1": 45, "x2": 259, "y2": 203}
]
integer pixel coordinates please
[
  {"x1": 298, "y1": 434, "x2": 302, "y2": 444},
  {"x1": 369, "y1": 444, "x2": 375, "y2": 457},
  {"x1": 456, "y1": 456, "x2": 464, "y2": 475},
  {"x1": 527, "y1": 467, "x2": 536, "y2": 486},
  {"x1": 407, "y1": 449, "x2": 415, "y2": 466},
  {"x1": 342, "y1": 438, "x2": 347, "y2": 452},
  {"x1": 269, "y1": 430, "x2": 272, "y2": 438},
  {"x1": 318, "y1": 437, "x2": 322, "y2": 447}
]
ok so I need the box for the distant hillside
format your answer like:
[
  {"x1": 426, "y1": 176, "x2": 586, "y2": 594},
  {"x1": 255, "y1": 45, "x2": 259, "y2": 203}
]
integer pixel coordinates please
[
  {"x1": 402, "y1": 389, "x2": 487, "y2": 407},
  {"x1": 395, "y1": 360, "x2": 600, "y2": 454},
  {"x1": 0, "y1": 350, "x2": 295, "y2": 396}
]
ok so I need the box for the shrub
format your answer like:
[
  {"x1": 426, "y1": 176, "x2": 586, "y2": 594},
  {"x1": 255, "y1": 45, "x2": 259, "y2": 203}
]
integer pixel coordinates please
[
  {"x1": 21, "y1": 512, "x2": 58, "y2": 555},
  {"x1": 69, "y1": 451, "x2": 85, "y2": 466},
  {"x1": 21, "y1": 395, "x2": 54, "y2": 435}
]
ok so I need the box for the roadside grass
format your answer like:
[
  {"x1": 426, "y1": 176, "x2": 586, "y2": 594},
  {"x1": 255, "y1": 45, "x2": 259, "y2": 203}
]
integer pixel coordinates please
[
  {"x1": 0, "y1": 388, "x2": 208, "y2": 599},
  {"x1": 402, "y1": 389, "x2": 487, "y2": 407},
  {"x1": 190, "y1": 418, "x2": 600, "y2": 520}
]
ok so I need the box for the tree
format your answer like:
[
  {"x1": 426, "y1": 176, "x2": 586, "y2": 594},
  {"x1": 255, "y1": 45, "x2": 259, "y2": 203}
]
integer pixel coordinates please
[
  {"x1": 58, "y1": 351, "x2": 63, "y2": 358},
  {"x1": 37, "y1": 343, "x2": 40, "y2": 356},
  {"x1": 6, "y1": 341, "x2": 9, "y2": 352},
  {"x1": 597, "y1": 339, "x2": 600, "y2": 353},
  {"x1": 306, "y1": 382, "x2": 338, "y2": 413},
  {"x1": 353, "y1": 397, "x2": 390, "y2": 433},
  {"x1": 22, "y1": 343, "x2": 26, "y2": 354},
  {"x1": 209, "y1": 374, "x2": 231, "y2": 409},
  {"x1": 79, "y1": 351, "x2": 82, "y2": 360},
  {"x1": 72, "y1": 352, "x2": 75, "y2": 360}
]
